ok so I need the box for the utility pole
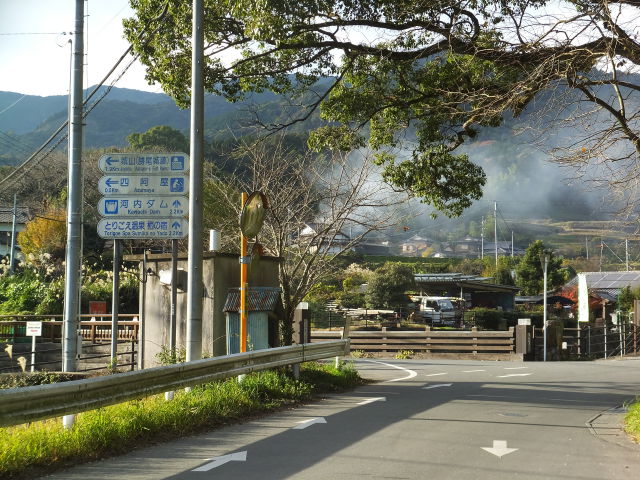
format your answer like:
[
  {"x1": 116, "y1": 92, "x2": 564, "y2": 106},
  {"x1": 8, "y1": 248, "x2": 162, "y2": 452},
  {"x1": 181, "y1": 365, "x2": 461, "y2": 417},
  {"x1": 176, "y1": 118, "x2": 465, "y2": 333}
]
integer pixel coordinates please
[
  {"x1": 585, "y1": 237, "x2": 589, "y2": 260},
  {"x1": 511, "y1": 230, "x2": 514, "y2": 259},
  {"x1": 480, "y1": 216, "x2": 484, "y2": 259},
  {"x1": 61, "y1": 0, "x2": 84, "y2": 429},
  {"x1": 599, "y1": 239, "x2": 603, "y2": 272},
  {"x1": 626, "y1": 238, "x2": 629, "y2": 271},
  {"x1": 494, "y1": 201, "x2": 498, "y2": 269},
  {"x1": 186, "y1": 0, "x2": 205, "y2": 362},
  {"x1": 8, "y1": 194, "x2": 17, "y2": 274}
]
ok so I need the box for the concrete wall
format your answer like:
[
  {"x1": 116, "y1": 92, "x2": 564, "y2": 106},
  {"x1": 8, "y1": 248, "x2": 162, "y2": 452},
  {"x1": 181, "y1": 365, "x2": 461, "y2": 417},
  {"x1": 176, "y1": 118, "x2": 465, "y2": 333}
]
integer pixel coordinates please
[{"x1": 138, "y1": 252, "x2": 280, "y2": 368}]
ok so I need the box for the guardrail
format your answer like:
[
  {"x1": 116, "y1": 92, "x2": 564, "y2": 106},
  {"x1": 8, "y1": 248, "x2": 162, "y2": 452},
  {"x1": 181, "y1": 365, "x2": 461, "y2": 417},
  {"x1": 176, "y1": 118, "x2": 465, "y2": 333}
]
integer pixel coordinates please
[{"x1": 0, "y1": 340, "x2": 349, "y2": 427}]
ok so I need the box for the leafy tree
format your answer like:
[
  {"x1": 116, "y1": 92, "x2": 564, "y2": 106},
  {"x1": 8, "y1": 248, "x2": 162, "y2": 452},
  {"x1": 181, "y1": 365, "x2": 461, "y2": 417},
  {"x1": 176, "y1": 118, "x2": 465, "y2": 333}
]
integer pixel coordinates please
[
  {"x1": 516, "y1": 241, "x2": 564, "y2": 295},
  {"x1": 126, "y1": 125, "x2": 189, "y2": 152},
  {"x1": 365, "y1": 262, "x2": 415, "y2": 309},
  {"x1": 126, "y1": 1, "x2": 640, "y2": 216},
  {"x1": 17, "y1": 208, "x2": 66, "y2": 261}
]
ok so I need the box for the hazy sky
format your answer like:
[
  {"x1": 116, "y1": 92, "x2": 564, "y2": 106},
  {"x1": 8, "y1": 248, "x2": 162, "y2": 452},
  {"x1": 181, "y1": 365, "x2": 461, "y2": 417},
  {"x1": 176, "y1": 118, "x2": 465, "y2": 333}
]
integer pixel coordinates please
[{"x1": 0, "y1": 0, "x2": 161, "y2": 97}]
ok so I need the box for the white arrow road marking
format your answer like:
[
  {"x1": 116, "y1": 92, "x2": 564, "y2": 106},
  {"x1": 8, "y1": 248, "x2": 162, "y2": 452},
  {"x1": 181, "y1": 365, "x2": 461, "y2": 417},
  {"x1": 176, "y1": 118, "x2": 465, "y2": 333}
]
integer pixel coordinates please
[
  {"x1": 482, "y1": 440, "x2": 518, "y2": 458},
  {"x1": 192, "y1": 451, "x2": 247, "y2": 472},
  {"x1": 357, "y1": 359, "x2": 418, "y2": 383},
  {"x1": 425, "y1": 372, "x2": 447, "y2": 377},
  {"x1": 293, "y1": 417, "x2": 327, "y2": 429},
  {"x1": 423, "y1": 383, "x2": 453, "y2": 389},
  {"x1": 462, "y1": 369, "x2": 486, "y2": 373},
  {"x1": 504, "y1": 367, "x2": 528, "y2": 370},
  {"x1": 357, "y1": 397, "x2": 386, "y2": 405},
  {"x1": 497, "y1": 373, "x2": 532, "y2": 378}
]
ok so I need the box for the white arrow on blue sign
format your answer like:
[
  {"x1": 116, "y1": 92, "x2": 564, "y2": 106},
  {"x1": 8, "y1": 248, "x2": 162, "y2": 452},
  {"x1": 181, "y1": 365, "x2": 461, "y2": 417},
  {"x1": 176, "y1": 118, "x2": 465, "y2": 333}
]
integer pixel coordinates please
[
  {"x1": 97, "y1": 218, "x2": 188, "y2": 239},
  {"x1": 99, "y1": 153, "x2": 189, "y2": 174},
  {"x1": 98, "y1": 196, "x2": 188, "y2": 218},
  {"x1": 98, "y1": 175, "x2": 189, "y2": 196}
]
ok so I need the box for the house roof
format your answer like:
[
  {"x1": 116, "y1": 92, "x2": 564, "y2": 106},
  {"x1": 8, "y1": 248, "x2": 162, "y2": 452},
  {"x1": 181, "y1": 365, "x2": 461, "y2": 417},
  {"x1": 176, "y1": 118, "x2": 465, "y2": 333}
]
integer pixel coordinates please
[
  {"x1": 223, "y1": 287, "x2": 281, "y2": 313},
  {"x1": 414, "y1": 273, "x2": 520, "y2": 293},
  {"x1": 0, "y1": 206, "x2": 30, "y2": 224},
  {"x1": 566, "y1": 271, "x2": 640, "y2": 289}
]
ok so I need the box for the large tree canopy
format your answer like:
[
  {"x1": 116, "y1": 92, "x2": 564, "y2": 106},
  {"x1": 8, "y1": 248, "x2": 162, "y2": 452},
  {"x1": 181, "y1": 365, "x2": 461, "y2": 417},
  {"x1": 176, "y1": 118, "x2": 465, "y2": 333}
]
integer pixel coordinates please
[{"x1": 125, "y1": 0, "x2": 640, "y2": 216}]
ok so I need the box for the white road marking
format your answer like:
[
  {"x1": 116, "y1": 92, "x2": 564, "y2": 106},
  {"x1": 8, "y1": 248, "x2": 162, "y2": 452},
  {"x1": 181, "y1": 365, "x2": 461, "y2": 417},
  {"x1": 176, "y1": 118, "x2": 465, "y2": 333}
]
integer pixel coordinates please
[
  {"x1": 425, "y1": 372, "x2": 447, "y2": 377},
  {"x1": 293, "y1": 417, "x2": 327, "y2": 429},
  {"x1": 504, "y1": 367, "x2": 528, "y2": 370},
  {"x1": 357, "y1": 397, "x2": 386, "y2": 405},
  {"x1": 462, "y1": 369, "x2": 486, "y2": 373},
  {"x1": 496, "y1": 373, "x2": 532, "y2": 378},
  {"x1": 482, "y1": 440, "x2": 518, "y2": 458},
  {"x1": 192, "y1": 451, "x2": 247, "y2": 472},
  {"x1": 358, "y1": 359, "x2": 418, "y2": 383},
  {"x1": 423, "y1": 383, "x2": 453, "y2": 390}
]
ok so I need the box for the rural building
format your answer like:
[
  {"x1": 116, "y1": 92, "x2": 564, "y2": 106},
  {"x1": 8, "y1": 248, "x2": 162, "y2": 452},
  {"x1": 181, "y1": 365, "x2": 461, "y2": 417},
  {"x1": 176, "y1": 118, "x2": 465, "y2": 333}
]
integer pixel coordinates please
[
  {"x1": 399, "y1": 235, "x2": 434, "y2": 256},
  {"x1": 567, "y1": 271, "x2": 640, "y2": 323},
  {"x1": 414, "y1": 273, "x2": 520, "y2": 311},
  {"x1": 0, "y1": 205, "x2": 30, "y2": 258}
]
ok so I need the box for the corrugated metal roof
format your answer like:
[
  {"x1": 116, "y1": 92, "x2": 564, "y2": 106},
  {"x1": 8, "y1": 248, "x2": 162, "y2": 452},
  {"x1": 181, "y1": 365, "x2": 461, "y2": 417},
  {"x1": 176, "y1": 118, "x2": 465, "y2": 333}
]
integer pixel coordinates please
[{"x1": 223, "y1": 287, "x2": 281, "y2": 313}]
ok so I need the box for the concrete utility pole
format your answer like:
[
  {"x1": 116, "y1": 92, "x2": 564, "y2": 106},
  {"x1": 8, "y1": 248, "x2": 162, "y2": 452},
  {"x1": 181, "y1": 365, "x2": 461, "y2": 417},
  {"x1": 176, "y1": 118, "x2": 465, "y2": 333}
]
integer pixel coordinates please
[
  {"x1": 186, "y1": 0, "x2": 205, "y2": 362},
  {"x1": 480, "y1": 216, "x2": 484, "y2": 259},
  {"x1": 494, "y1": 201, "x2": 498, "y2": 269},
  {"x1": 62, "y1": 0, "x2": 84, "y2": 374},
  {"x1": 8, "y1": 194, "x2": 17, "y2": 274},
  {"x1": 626, "y1": 238, "x2": 629, "y2": 271}
]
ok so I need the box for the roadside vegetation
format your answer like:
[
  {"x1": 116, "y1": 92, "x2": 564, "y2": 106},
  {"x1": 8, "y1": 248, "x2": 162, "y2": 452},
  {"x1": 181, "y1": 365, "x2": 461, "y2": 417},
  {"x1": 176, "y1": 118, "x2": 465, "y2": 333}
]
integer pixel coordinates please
[
  {"x1": 626, "y1": 401, "x2": 640, "y2": 443},
  {"x1": 0, "y1": 362, "x2": 363, "y2": 479}
]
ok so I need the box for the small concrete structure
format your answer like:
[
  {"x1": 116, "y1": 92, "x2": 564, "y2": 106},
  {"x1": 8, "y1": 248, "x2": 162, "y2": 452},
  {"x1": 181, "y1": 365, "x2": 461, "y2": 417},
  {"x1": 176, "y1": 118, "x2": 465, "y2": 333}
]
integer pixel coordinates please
[{"x1": 132, "y1": 252, "x2": 280, "y2": 367}]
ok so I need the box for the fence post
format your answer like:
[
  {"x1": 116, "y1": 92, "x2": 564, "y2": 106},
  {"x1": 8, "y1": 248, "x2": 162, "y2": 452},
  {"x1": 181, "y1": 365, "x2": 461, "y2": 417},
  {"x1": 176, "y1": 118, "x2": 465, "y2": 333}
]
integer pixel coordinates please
[
  {"x1": 131, "y1": 339, "x2": 135, "y2": 371},
  {"x1": 604, "y1": 324, "x2": 608, "y2": 359},
  {"x1": 90, "y1": 324, "x2": 97, "y2": 344},
  {"x1": 588, "y1": 325, "x2": 591, "y2": 356},
  {"x1": 472, "y1": 326, "x2": 478, "y2": 355},
  {"x1": 635, "y1": 324, "x2": 638, "y2": 355},
  {"x1": 381, "y1": 326, "x2": 387, "y2": 354},
  {"x1": 424, "y1": 325, "x2": 431, "y2": 353}
]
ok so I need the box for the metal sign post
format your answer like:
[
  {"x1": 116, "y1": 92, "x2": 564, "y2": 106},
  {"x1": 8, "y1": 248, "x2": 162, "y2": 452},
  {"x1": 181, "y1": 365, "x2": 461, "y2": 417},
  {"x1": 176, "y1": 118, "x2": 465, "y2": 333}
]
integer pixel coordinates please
[
  {"x1": 111, "y1": 240, "x2": 121, "y2": 367},
  {"x1": 26, "y1": 321, "x2": 42, "y2": 373},
  {"x1": 240, "y1": 193, "x2": 248, "y2": 353}
]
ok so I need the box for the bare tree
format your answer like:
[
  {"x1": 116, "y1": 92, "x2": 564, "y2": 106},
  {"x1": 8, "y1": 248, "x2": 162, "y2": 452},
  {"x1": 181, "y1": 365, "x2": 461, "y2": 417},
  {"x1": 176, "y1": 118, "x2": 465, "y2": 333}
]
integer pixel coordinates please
[{"x1": 205, "y1": 138, "x2": 409, "y2": 343}]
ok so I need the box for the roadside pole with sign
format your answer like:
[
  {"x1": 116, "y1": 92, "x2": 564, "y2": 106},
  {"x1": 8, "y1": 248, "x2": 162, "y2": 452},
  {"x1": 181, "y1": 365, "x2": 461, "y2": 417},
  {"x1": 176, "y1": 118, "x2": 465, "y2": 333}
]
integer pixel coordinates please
[
  {"x1": 26, "y1": 321, "x2": 42, "y2": 373},
  {"x1": 97, "y1": 153, "x2": 189, "y2": 367}
]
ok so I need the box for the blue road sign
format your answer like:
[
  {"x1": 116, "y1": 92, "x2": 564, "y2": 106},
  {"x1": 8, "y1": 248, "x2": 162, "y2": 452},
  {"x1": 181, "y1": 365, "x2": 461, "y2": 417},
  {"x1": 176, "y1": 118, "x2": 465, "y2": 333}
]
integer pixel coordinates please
[
  {"x1": 98, "y1": 196, "x2": 188, "y2": 218},
  {"x1": 97, "y1": 218, "x2": 188, "y2": 239},
  {"x1": 98, "y1": 174, "x2": 189, "y2": 195},
  {"x1": 99, "y1": 153, "x2": 190, "y2": 174}
]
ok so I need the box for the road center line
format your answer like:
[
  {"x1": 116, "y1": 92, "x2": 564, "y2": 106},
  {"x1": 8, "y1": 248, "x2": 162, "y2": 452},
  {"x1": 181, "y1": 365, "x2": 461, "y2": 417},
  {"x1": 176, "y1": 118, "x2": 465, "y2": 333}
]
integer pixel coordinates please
[
  {"x1": 496, "y1": 373, "x2": 532, "y2": 378},
  {"x1": 425, "y1": 372, "x2": 447, "y2": 377},
  {"x1": 504, "y1": 367, "x2": 528, "y2": 370},
  {"x1": 462, "y1": 369, "x2": 486, "y2": 373},
  {"x1": 358, "y1": 359, "x2": 418, "y2": 382}
]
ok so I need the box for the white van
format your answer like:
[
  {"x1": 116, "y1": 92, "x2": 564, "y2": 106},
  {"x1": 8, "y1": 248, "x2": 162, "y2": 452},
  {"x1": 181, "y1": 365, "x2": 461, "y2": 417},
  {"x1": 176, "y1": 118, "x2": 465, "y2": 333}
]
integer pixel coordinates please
[{"x1": 412, "y1": 296, "x2": 460, "y2": 325}]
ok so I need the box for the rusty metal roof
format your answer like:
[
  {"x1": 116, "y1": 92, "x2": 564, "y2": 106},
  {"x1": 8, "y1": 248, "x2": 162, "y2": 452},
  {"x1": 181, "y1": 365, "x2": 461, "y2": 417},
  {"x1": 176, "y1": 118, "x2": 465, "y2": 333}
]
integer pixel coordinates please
[
  {"x1": 0, "y1": 206, "x2": 30, "y2": 224},
  {"x1": 223, "y1": 287, "x2": 281, "y2": 313}
]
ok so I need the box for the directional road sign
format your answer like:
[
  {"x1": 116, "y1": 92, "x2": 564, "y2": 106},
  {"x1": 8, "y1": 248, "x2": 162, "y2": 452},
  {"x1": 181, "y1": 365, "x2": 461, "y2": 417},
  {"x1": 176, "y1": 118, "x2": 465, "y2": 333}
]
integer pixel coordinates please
[
  {"x1": 97, "y1": 218, "x2": 188, "y2": 239},
  {"x1": 98, "y1": 175, "x2": 188, "y2": 196},
  {"x1": 98, "y1": 196, "x2": 187, "y2": 218},
  {"x1": 99, "y1": 153, "x2": 189, "y2": 174}
]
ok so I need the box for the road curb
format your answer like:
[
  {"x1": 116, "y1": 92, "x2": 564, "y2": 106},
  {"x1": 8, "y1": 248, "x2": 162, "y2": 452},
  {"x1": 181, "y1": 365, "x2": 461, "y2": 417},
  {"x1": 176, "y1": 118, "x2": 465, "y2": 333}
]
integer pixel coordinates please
[{"x1": 587, "y1": 405, "x2": 637, "y2": 450}]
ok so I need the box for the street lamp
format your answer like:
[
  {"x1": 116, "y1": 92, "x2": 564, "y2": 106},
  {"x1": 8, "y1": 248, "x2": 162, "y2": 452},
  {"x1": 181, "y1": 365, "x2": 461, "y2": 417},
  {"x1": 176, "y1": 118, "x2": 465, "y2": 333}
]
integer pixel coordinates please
[{"x1": 539, "y1": 250, "x2": 551, "y2": 362}]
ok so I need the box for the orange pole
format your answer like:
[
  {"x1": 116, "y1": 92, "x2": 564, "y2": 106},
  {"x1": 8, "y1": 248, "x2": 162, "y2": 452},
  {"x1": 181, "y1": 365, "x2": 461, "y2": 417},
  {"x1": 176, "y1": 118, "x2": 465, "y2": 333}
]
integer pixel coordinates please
[{"x1": 240, "y1": 192, "x2": 248, "y2": 352}]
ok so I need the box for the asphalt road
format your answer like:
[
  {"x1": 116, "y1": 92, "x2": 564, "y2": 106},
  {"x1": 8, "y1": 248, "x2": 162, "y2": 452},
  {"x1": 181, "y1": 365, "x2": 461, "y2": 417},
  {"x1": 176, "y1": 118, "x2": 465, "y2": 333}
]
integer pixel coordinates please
[{"x1": 43, "y1": 357, "x2": 640, "y2": 480}]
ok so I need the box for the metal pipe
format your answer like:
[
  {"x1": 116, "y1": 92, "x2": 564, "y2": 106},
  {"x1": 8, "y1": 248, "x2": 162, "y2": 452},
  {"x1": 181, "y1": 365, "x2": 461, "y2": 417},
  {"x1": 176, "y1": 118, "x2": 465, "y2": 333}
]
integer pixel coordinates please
[
  {"x1": 240, "y1": 192, "x2": 248, "y2": 353},
  {"x1": 543, "y1": 255, "x2": 548, "y2": 362},
  {"x1": 111, "y1": 240, "x2": 121, "y2": 366},
  {"x1": 9, "y1": 194, "x2": 17, "y2": 274},
  {"x1": 186, "y1": 0, "x2": 205, "y2": 362}
]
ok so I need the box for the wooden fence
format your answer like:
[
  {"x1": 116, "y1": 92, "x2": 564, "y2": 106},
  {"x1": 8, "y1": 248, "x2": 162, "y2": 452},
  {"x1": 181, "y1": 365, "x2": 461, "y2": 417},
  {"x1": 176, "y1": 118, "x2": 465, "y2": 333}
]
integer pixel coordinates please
[{"x1": 311, "y1": 327, "x2": 516, "y2": 359}]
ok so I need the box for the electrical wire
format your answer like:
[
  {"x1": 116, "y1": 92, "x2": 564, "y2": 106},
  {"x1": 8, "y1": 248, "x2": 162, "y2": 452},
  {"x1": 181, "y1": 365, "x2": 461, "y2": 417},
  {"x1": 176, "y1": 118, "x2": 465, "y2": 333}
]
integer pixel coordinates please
[{"x1": 0, "y1": 2, "x2": 169, "y2": 195}]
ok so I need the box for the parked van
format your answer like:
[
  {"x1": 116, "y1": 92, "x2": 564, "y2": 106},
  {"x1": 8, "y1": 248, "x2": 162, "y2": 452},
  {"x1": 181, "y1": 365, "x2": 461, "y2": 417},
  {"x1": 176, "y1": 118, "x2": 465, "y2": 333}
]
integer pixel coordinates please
[{"x1": 411, "y1": 296, "x2": 462, "y2": 326}]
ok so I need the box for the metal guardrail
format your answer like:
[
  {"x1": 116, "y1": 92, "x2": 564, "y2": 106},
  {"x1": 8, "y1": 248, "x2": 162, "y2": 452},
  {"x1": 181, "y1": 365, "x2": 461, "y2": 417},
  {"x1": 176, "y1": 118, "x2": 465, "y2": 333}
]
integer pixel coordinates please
[{"x1": 0, "y1": 340, "x2": 349, "y2": 427}]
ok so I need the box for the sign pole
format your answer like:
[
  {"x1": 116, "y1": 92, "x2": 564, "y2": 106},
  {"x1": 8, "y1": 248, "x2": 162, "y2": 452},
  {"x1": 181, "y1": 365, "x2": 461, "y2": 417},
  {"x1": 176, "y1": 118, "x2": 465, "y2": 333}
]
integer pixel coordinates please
[
  {"x1": 186, "y1": 0, "x2": 205, "y2": 363},
  {"x1": 111, "y1": 239, "x2": 121, "y2": 367},
  {"x1": 26, "y1": 321, "x2": 42, "y2": 373},
  {"x1": 170, "y1": 239, "x2": 178, "y2": 356},
  {"x1": 240, "y1": 193, "x2": 248, "y2": 353}
]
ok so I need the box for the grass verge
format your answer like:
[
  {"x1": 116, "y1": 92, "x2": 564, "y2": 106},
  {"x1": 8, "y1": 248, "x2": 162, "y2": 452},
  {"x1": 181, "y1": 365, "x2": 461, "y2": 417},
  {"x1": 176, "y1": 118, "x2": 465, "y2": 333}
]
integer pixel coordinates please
[
  {"x1": 0, "y1": 361, "x2": 363, "y2": 479},
  {"x1": 625, "y1": 400, "x2": 640, "y2": 443}
]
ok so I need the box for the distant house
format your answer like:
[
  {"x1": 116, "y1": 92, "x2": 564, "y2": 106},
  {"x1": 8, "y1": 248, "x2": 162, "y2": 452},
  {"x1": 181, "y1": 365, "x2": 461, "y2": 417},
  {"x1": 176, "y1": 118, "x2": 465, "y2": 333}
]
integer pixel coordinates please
[
  {"x1": 298, "y1": 223, "x2": 352, "y2": 254},
  {"x1": 399, "y1": 235, "x2": 434, "y2": 256},
  {"x1": 483, "y1": 241, "x2": 526, "y2": 257},
  {"x1": 0, "y1": 206, "x2": 30, "y2": 258},
  {"x1": 565, "y1": 271, "x2": 640, "y2": 323},
  {"x1": 441, "y1": 236, "x2": 482, "y2": 258}
]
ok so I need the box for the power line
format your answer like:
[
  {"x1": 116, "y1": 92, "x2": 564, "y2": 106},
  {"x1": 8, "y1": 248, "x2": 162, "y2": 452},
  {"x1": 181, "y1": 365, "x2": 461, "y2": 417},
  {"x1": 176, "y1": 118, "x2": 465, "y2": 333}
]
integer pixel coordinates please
[{"x1": 0, "y1": 32, "x2": 69, "y2": 36}]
